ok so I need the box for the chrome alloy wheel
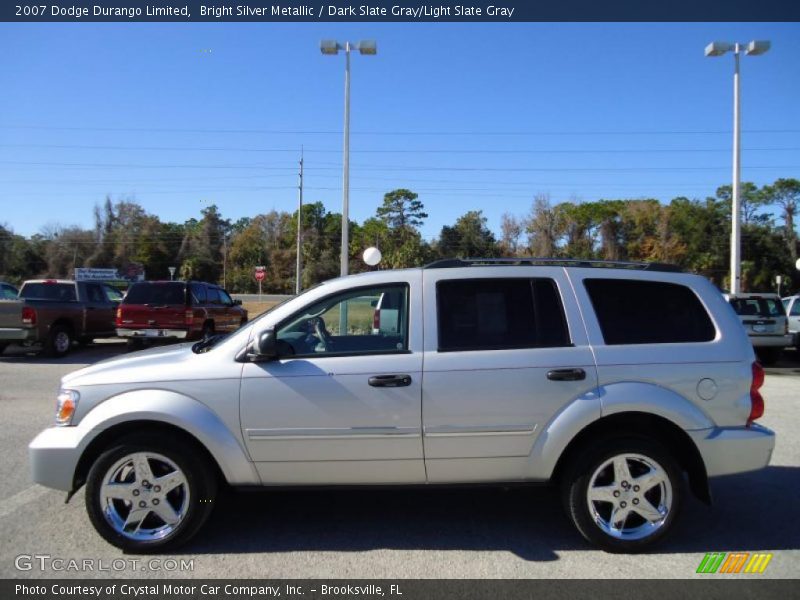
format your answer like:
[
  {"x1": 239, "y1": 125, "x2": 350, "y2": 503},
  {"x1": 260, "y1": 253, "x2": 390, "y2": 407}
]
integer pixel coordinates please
[
  {"x1": 586, "y1": 453, "x2": 673, "y2": 541},
  {"x1": 54, "y1": 331, "x2": 70, "y2": 354},
  {"x1": 100, "y1": 452, "x2": 190, "y2": 541}
]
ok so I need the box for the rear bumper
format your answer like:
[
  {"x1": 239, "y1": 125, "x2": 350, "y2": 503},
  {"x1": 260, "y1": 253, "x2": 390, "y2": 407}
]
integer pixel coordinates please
[
  {"x1": 689, "y1": 423, "x2": 775, "y2": 478},
  {"x1": 748, "y1": 334, "x2": 792, "y2": 348},
  {"x1": 116, "y1": 328, "x2": 188, "y2": 340},
  {"x1": 0, "y1": 327, "x2": 37, "y2": 343}
]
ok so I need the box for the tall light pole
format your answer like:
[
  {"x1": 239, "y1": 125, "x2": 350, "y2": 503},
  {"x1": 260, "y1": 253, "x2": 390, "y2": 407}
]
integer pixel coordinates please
[
  {"x1": 296, "y1": 146, "x2": 303, "y2": 295},
  {"x1": 705, "y1": 40, "x2": 770, "y2": 294},
  {"x1": 320, "y1": 39, "x2": 377, "y2": 277}
]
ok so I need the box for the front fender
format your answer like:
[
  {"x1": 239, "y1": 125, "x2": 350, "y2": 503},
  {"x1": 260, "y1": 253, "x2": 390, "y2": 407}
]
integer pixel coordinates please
[{"x1": 77, "y1": 390, "x2": 259, "y2": 486}]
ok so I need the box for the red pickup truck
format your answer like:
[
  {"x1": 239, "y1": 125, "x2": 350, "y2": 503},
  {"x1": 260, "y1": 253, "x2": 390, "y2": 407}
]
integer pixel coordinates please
[
  {"x1": 0, "y1": 279, "x2": 122, "y2": 357},
  {"x1": 116, "y1": 280, "x2": 248, "y2": 348}
]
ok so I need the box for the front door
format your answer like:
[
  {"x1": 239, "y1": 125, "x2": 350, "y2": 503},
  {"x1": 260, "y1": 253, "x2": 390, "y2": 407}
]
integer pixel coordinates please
[{"x1": 239, "y1": 274, "x2": 425, "y2": 485}]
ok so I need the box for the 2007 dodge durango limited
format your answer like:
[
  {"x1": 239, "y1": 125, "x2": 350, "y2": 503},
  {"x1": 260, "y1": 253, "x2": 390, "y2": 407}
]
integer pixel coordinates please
[{"x1": 29, "y1": 258, "x2": 775, "y2": 553}]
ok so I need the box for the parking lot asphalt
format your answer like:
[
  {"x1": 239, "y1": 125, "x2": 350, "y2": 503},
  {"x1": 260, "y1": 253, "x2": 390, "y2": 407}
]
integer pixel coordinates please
[{"x1": 0, "y1": 341, "x2": 797, "y2": 579}]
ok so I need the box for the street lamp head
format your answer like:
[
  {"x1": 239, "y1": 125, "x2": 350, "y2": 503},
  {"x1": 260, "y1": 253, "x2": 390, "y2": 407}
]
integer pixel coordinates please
[
  {"x1": 745, "y1": 40, "x2": 770, "y2": 56},
  {"x1": 357, "y1": 40, "x2": 377, "y2": 55},
  {"x1": 705, "y1": 41, "x2": 733, "y2": 57},
  {"x1": 320, "y1": 40, "x2": 340, "y2": 55}
]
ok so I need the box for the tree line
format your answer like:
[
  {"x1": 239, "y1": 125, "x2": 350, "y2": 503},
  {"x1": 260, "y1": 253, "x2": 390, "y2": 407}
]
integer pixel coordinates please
[{"x1": 0, "y1": 178, "x2": 798, "y2": 294}]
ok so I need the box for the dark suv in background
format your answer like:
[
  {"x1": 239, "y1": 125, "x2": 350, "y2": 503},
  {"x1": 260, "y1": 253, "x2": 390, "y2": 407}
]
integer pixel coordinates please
[{"x1": 116, "y1": 281, "x2": 247, "y2": 348}]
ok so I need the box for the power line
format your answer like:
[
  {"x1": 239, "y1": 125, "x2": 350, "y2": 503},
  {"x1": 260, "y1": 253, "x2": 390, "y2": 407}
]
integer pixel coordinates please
[
  {"x1": 2, "y1": 142, "x2": 800, "y2": 154},
  {"x1": 2, "y1": 124, "x2": 799, "y2": 136}
]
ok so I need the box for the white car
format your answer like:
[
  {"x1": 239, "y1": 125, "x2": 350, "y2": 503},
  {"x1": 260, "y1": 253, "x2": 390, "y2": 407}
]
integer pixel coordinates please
[
  {"x1": 724, "y1": 292, "x2": 791, "y2": 364},
  {"x1": 29, "y1": 258, "x2": 774, "y2": 554},
  {"x1": 781, "y1": 295, "x2": 800, "y2": 350}
]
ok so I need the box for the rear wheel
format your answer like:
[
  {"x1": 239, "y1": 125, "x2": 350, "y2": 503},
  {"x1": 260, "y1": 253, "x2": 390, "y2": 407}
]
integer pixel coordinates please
[
  {"x1": 85, "y1": 434, "x2": 217, "y2": 553},
  {"x1": 44, "y1": 325, "x2": 72, "y2": 358},
  {"x1": 562, "y1": 437, "x2": 682, "y2": 553},
  {"x1": 756, "y1": 347, "x2": 781, "y2": 365},
  {"x1": 126, "y1": 338, "x2": 144, "y2": 352},
  {"x1": 0, "y1": 342, "x2": 8, "y2": 355}
]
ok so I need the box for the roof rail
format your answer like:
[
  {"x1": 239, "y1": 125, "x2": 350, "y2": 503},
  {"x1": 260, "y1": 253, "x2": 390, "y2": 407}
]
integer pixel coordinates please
[{"x1": 423, "y1": 257, "x2": 683, "y2": 273}]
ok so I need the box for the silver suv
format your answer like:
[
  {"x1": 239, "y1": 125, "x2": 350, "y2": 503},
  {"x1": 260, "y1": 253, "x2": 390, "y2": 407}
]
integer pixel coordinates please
[{"x1": 29, "y1": 259, "x2": 775, "y2": 553}]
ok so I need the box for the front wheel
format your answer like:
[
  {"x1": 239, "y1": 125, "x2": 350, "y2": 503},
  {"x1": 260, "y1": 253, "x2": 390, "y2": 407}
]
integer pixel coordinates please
[
  {"x1": 562, "y1": 438, "x2": 682, "y2": 553},
  {"x1": 85, "y1": 434, "x2": 217, "y2": 553}
]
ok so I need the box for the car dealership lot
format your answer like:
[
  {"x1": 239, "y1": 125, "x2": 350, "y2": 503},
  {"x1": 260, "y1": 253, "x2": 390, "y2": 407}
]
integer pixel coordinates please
[{"x1": 0, "y1": 342, "x2": 798, "y2": 579}]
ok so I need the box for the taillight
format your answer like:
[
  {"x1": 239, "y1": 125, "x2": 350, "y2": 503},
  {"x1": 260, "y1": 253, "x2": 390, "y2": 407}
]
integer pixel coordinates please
[
  {"x1": 748, "y1": 361, "x2": 765, "y2": 426},
  {"x1": 185, "y1": 309, "x2": 194, "y2": 326},
  {"x1": 115, "y1": 307, "x2": 122, "y2": 326},
  {"x1": 373, "y1": 310, "x2": 380, "y2": 331},
  {"x1": 22, "y1": 306, "x2": 36, "y2": 325}
]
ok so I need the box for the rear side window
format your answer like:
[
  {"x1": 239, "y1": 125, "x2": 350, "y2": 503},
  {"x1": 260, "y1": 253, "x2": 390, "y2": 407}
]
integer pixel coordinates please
[
  {"x1": 20, "y1": 283, "x2": 76, "y2": 301},
  {"x1": 791, "y1": 300, "x2": 800, "y2": 317},
  {"x1": 123, "y1": 282, "x2": 186, "y2": 305},
  {"x1": 584, "y1": 278, "x2": 715, "y2": 345},
  {"x1": 436, "y1": 278, "x2": 570, "y2": 352}
]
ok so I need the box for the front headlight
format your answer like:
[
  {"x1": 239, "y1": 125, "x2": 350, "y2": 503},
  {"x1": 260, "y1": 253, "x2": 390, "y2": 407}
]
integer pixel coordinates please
[{"x1": 55, "y1": 389, "x2": 80, "y2": 426}]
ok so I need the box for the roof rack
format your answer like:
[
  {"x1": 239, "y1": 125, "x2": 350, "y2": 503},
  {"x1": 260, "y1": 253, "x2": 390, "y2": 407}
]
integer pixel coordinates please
[{"x1": 423, "y1": 258, "x2": 683, "y2": 273}]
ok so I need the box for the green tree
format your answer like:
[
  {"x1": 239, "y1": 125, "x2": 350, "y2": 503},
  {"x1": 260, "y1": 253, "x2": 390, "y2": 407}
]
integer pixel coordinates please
[{"x1": 438, "y1": 210, "x2": 499, "y2": 258}]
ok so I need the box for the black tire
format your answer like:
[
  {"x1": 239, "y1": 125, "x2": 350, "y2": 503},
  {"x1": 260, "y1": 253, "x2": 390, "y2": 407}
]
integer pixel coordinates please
[
  {"x1": 201, "y1": 321, "x2": 215, "y2": 340},
  {"x1": 126, "y1": 338, "x2": 144, "y2": 352},
  {"x1": 85, "y1": 433, "x2": 217, "y2": 553},
  {"x1": 561, "y1": 437, "x2": 683, "y2": 553},
  {"x1": 0, "y1": 342, "x2": 8, "y2": 355},
  {"x1": 44, "y1": 325, "x2": 72, "y2": 358},
  {"x1": 756, "y1": 348, "x2": 781, "y2": 366}
]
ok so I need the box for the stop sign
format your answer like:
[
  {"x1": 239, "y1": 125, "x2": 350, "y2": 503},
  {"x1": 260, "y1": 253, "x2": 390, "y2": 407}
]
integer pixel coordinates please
[{"x1": 254, "y1": 266, "x2": 266, "y2": 281}]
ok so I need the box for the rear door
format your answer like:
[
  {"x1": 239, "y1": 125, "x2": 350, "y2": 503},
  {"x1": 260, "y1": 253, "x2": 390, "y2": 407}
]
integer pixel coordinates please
[
  {"x1": 421, "y1": 267, "x2": 598, "y2": 483},
  {"x1": 82, "y1": 283, "x2": 116, "y2": 336}
]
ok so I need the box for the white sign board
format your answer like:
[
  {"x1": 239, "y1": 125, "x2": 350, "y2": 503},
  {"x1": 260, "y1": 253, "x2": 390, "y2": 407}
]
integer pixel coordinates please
[{"x1": 75, "y1": 268, "x2": 119, "y2": 281}]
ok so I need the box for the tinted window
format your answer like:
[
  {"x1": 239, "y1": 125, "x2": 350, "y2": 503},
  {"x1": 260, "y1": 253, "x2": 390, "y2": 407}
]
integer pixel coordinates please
[
  {"x1": 277, "y1": 284, "x2": 409, "y2": 356},
  {"x1": 190, "y1": 283, "x2": 206, "y2": 305},
  {"x1": 437, "y1": 278, "x2": 569, "y2": 352},
  {"x1": 206, "y1": 287, "x2": 221, "y2": 305},
  {"x1": 86, "y1": 284, "x2": 106, "y2": 303},
  {"x1": 791, "y1": 300, "x2": 800, "y2": 317},
  {"x1": 729, "y1": 297, "x2": 785, "y2": 318},
  {"x1": 20, "y1": 283, "x2": 76, "y2": 301},
  {"x1": 584, "y1": 279, "x2": 715, "y2": 345},
  {"x1": 0, "y1": 285, "x2": 17, "y2": 300},
  {"x1": 218, "y1": 290, "x2": 234, "y2": 306},
  {"x1": 123, "y1": 282, "x2": 186, "y2": 305},
  {"x1": 103, "y1": 285, "x2": 123, "y2": 303}
]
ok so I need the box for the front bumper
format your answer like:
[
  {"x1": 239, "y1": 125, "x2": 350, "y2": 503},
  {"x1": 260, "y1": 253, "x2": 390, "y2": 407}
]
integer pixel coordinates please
[
  {"x1": 748, "y1": 333, "x2": 793, "y2": 348},
  {"x1": 116, "y1": 328, "x2": 188, "y2": 340},
  {"x1": 689, "y1": 423, "x2": 775, "y2": 478},
  {"x1": 29, "y1": 426, "x2": 86, "y2": 491},
  {"x1": 0, "y1": 327, "x2": 36, "y2": 343}
]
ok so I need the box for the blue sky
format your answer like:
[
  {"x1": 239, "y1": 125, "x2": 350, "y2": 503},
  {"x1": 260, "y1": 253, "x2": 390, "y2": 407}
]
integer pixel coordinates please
[{"x1": 1, "y1": 22, "x2": 798, "y2": 241}]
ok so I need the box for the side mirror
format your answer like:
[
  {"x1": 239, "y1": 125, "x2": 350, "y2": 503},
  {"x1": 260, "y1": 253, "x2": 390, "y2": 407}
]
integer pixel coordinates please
[
  {"x1": 250, "y1": 329, "x2": 277, "y2": 360},
  {"x1": 233, "y1": 298, "x2": 243, "y2": 306}
]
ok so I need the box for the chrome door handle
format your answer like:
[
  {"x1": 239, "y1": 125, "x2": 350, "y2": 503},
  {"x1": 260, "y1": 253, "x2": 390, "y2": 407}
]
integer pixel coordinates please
[
  {"x1": 546, "y1": 368, "x2": 586, "y2": 381},
  {"x1": 368, "y1": 374, "x2": 412, "y2": 387}
]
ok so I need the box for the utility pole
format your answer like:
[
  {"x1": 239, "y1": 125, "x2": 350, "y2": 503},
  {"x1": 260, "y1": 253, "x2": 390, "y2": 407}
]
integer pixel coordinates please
[{"x1": 296, "y1": 147, "x2": 304, "y2": 295}]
